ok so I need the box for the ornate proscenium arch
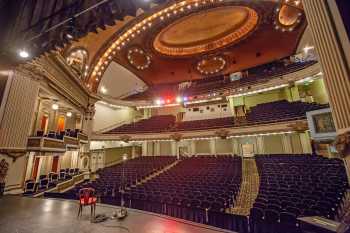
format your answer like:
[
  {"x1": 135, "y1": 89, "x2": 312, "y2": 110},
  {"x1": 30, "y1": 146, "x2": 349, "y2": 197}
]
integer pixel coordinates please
[{"x1": 86, "y1": 0, "x2": 260, "y2": 92}]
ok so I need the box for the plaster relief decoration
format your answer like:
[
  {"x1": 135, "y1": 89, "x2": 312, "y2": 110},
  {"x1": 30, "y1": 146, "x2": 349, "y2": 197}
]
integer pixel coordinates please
[
  {"x1": 170, "y1": 133, "x2": 183, "y2": 142},
  {"x1": 0, "y1": 159, "x2": 9, "y2": 197},
  {"x1": 274, "y1": 0, "x2": 304, "y2": 32},
  {"x1": 215, "y1": 129, "x2": 230, "y2": 139},
  {"x1": 196, "y1": 56, "x2": 226, "y2": 75},
  {"x1": 153, "y1": 6, "x2": 259, "y2": 56},
  {"x1": 127, "y1": 47, "x2": 151, "y2": 70},
  {"x1": 66, "y1": 47, "x2": 89, "y2": 79},
  {"x1": 287, "y1": 120, "x2": 308, "y2": 132},
  {"x1": 120, "y1": 135, "x2": 132, "y2": 143},
  {"x1": 334, "y1": 132, "x2": 350, "y2": 158}
]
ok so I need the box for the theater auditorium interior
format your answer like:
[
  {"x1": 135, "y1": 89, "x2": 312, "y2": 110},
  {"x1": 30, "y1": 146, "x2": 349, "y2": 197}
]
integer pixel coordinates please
[{"x1": 0, "y1": 0, "x2": 350, "y2": 233}]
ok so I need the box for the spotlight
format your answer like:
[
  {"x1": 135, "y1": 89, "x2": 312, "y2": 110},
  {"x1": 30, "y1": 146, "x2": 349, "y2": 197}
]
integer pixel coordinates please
[
  {"x1": 176, "y1": 96, "x2": 182, "y2": 103},
  {"x1": 166, "y1": 99, "x2": 171, "y2": 104},
  {"x1": 66, "y1": 112, "x2": 72, "y2": 117},
  {"x1": 183, "y1": 97, "x2": 188, "y2": 102},
  {"x1": 19, "y1": 49, "x2": 29, "y2": 58},
  {"x1": 156, "y1": 99, "x2": 162, "y2": 105},
  {"x1": 66, "y1": 33, "x2": 73, "y2": 39},
  {"x1": 52, "y1": 103, "x2": 59, "y2": 110},
  {"x1": 100, "y1": 86, "x2": 107, "y2": 94}
]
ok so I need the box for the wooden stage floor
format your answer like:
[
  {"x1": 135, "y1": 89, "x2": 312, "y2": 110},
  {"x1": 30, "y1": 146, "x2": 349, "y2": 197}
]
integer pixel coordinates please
[{"x1": 0, "y1": 196, "x2": 236, "y2": 233}]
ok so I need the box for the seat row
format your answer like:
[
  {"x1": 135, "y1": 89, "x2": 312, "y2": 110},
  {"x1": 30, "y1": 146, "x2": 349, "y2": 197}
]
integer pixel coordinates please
[
  {"x1": 24, "y1": 168, "x2": 80, "y2": 195},
  {"x1": 249, "y1": 155, "x2": 348, "y2": 233}
]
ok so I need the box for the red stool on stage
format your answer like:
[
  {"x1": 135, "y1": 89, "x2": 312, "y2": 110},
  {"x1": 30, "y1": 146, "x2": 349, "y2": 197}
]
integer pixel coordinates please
[{"x1": 77, "y1": 188, "x2": 97, "y2": 220}]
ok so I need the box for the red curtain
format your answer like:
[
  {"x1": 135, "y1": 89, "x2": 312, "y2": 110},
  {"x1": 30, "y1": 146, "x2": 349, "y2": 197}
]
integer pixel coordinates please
[
  {"x1": 52, "y1": 156, "x2": 59, "y2": 173},
  {"x1": 32, "y1": 157, "x2": 40, "y2": 180}
]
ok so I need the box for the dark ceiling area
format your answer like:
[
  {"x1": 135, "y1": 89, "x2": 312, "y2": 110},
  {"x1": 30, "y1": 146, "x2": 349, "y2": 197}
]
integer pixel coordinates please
[{"x1": 0, "y1": 0, "x2": 168, "y2": 63}]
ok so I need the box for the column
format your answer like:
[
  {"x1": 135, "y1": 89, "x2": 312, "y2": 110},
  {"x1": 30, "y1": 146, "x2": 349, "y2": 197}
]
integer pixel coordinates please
[
  {"x1": 304, "y1": 0, "x2": 350, "y2": 135},
  {"x1": 228, "y1": 97, "x2": 236, "y2": 117},
  {"x1": 141, "y1": 141, "x2": 147, "y2": 156},
  {"x1": 282, "y1": 134, "x2": 293, "y2": 154},
  {"x1": 171, "y1": 141, "x2": 177, "y2": 157},
  {"x1": 131, "y1": 146, "x2": 136, "y2": 158},
  {"x1": 256, "y1": 136, "x2": 265, "y2": 155},
  {"x1": 209, "y1": 138, "x2": 217, "y2": 155},
  {"x1": 299, "y1": 132, "x2": 312, "y2": 154},
  {"x1": 155, "y1": 141, "x2": 161, "y2": 156},
  {"x1": 290, "y1": 86, "x2": 301, "y2": 102},
  {"x1": 232, "y1": 138, "x2": 240, "y2": 156},
  {"x1": 190, "y1": 140, "x2": 196, "y2": 156}
]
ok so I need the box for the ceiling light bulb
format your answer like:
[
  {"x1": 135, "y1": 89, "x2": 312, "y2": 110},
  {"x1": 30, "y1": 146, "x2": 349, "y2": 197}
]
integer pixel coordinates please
[
  {"x1": 66, "y1": 112, "x2": 72, "y2": 117},
  {"x1": 52, "y1": 103, "x2": 59, "y2": 110},
  {"x1": 19, "y1": 50, "x2": 29, "y2": 58}
]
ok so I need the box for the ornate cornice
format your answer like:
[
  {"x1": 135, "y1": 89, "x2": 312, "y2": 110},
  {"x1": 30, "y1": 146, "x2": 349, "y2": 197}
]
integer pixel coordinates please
[
  {"x1": 334, "y1": 131, "x2": 350, "y2": 158},
  {"x1": 18, "y1": 53, "x2": 100, "y2": 111}
]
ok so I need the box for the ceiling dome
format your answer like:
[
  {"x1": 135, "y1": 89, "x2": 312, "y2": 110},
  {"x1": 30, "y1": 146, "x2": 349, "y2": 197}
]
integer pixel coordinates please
[
  {"x1": 153, "y1": 6, "x2": 258, "y2": 56},
  {"x1": 278, "y1": 5, "x2": 301, "y2": 26}
]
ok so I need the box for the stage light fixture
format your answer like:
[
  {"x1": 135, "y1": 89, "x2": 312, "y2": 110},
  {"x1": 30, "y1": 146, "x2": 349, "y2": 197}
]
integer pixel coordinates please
[{"x1": 66, "y1": 112, "x2": 72, "y2": 117}]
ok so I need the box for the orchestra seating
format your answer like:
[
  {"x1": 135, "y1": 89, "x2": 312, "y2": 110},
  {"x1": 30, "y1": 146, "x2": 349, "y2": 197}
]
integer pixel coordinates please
[
  {"x1": 104, "y1": 100, "x2": 327, "y2": 134},
  {"x1": 250, "y1": 155, "x2": 348, "y2": 233},
  {"x1": 124, "y1": 156, "x2": 242, "y2": 218},
  {"x1": 47, "y1": 156, "x2": 176, "y2": 200}
]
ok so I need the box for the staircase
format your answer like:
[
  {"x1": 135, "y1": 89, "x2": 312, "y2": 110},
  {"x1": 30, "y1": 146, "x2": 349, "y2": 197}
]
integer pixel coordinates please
[
  {"x1": 133, "y1": 159, "x2": 180, "y2": 187},
  {"x1": 231, "y1": 158, "x2": 260, "y2": 216}
]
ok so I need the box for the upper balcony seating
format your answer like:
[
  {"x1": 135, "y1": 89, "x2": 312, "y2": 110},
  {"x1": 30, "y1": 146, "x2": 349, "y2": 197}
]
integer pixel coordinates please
[
  {"x1": 243, "y1": 100, "x2": 329, "y2": 126},
  {"x1": 104, "y1": 101, "x2": 328, "y2": 134},
  {"x1": 181, "y1": 60, "x2": 317, "y2": 96},
  {"x1": 174, "y1": 117, "x2": 235, "y2": 131},
  {"x1": 106, "y1": 115, "x2": 176, "y2": 134},
  {"x1": 250, "y1": 155, "x2": 348, "y2": 233},
  {"x1": 35, "y1": 129, "x2": 83, "y2": 140}
]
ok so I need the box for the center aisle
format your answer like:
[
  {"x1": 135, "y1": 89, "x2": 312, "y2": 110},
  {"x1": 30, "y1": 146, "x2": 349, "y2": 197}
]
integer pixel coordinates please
[{"x1": 231, "y1": 158, "x2": 260, "y2": 216}]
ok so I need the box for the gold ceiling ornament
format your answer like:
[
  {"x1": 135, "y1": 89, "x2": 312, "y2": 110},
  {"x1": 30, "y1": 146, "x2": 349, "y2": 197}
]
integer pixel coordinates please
[
  {"x1": 170, "y1": 133, "x2": 183, "y2": 142},
  {"x1": 153, "y1": 6, "x2": 259, "y2": 56},
  {"x1": 196, "y1": 56, "x2": 226, "y2": 75},
  {"x1": 88, "y1": 0, "x2": 258, "y2": 84},
  {"x1": 287, "y1": 120, "x2": 308, "y2": 132},
  {"x1": 215, "y1": 129, "x2": 230, "y2": 139},
  {"x1": 274, "y1": 0, "x2": 304, "y2": 32},
  {"x1": 119, "y1": 135, "x2": 132, "y2": 143},
  {"x1": 127, "y1": 47, "x2": 151, "y2": 70}
]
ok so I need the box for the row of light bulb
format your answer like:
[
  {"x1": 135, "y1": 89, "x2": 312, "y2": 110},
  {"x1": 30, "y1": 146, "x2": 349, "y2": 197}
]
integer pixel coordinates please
[
  {"x1": 90, "y1": 0, "x2": 224, "y2": 84},
  {"x1": 51, "y1": 103, "x2": 73, "y2": 117},
  {"x1": 197, "y1": 56, "x2": 226, "y2": 75}
]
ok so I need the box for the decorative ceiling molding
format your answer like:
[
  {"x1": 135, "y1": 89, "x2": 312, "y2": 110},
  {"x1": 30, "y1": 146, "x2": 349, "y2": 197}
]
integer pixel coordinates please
[
  {"x1": 153, "y1": 6, "x2": 258, "y2": 56},
  {"x1": 127, "y1": 47, "x2": 151, "y2": 70},
  {"x1": 196, "y1": 56, "x2": 226, "y2": 75}
]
